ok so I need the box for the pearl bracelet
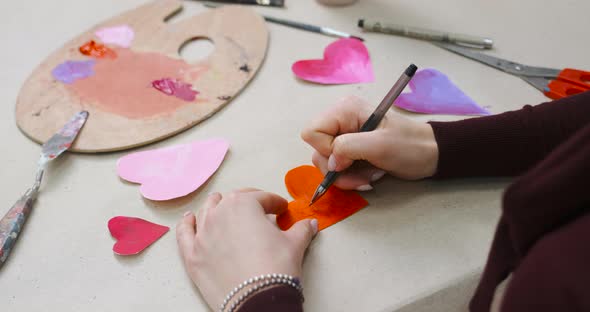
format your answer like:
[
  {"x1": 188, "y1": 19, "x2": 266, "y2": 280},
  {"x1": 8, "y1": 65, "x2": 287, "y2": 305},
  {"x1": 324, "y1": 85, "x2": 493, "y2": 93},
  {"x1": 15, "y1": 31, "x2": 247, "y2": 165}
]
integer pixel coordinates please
[{"x1": 220, "y1": 273, "x2": 303, "y2": 312}]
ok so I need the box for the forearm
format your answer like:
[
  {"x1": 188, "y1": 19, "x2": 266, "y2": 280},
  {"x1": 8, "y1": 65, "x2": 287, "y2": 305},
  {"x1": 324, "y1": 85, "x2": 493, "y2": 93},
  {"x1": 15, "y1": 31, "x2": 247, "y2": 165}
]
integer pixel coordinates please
[{"x1": 429, "y1": 91, "x2": 590, "y2": 178}]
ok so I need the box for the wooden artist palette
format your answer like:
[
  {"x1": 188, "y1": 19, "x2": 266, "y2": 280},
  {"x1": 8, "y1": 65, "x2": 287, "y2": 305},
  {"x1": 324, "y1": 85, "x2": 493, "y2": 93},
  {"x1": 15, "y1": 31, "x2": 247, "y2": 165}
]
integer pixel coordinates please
[{"x1": 16, "y1": 0, "x2": 268, "y2": 152}]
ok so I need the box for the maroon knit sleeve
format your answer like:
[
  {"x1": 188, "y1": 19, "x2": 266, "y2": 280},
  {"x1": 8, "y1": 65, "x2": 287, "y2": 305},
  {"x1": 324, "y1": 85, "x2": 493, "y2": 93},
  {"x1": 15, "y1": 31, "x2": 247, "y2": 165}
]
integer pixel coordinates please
[
  {"x1": 429, "y1": 91, "x2": 590, "y2": 178},
  {"x1": 236, "y1": 285, "x2": 303, "y2": 312},
  {"x1": 469, "y1": 123, "x2": 590, "y2": 311}
]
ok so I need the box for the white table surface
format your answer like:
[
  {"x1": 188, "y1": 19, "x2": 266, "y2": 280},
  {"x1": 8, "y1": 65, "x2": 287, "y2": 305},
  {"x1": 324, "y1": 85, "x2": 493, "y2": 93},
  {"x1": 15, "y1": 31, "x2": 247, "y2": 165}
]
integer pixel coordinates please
[{"x1": 1, "y1": 0, "x2": 588, "y2": 311}]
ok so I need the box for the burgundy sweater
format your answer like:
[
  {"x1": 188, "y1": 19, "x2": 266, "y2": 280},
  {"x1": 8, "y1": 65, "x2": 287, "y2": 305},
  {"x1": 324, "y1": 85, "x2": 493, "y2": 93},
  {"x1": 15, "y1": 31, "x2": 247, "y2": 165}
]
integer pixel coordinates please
[{"x1": 237, "y1": 91, "x2": 590, "y2": 312}]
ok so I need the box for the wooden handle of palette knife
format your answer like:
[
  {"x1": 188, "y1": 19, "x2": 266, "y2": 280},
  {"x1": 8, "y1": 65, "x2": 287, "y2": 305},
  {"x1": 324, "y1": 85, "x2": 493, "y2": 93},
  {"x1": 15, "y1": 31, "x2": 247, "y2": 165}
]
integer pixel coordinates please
[{"x1": 0, "y1": 192, "x2": 35, "y2": 269}]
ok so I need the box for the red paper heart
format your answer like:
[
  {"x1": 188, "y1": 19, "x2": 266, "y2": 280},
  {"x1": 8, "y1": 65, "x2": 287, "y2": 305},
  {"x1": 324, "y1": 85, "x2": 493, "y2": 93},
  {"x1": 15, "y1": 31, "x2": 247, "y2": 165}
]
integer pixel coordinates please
[
  {"x1": 108, "y1": 216, "x2": 169, "y2": 255},
  {"x1": 291, "y1": 38, "x2": 374, "y2": 85},
  {"x1": 277, "y1": 165, "x2": 368, "y2": 231}
]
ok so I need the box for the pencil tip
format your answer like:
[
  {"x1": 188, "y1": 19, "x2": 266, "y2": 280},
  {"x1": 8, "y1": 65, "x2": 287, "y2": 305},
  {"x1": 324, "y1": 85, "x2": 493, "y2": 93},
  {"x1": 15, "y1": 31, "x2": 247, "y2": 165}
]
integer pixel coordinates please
[{"x1": 350, "y1": 35, "x2": 365, "y2": 42}]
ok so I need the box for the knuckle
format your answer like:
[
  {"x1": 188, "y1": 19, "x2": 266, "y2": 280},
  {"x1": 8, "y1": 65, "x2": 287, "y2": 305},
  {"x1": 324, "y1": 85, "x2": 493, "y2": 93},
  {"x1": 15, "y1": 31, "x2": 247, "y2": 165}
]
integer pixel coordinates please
[
  {"x1": 186, "y1": 252, "x2": 200, "y2": 268},
  {"x1": 227, "y1": 190, "x2": 241, "y2": 200},
  {"x1": 193, "y1": 235, "x2": 205, "y2": 251},
  {"x1": 300, "y1": 128, "x2": 312, "y2": 143},
  {"x1": 340, "y1": 95, "x2": 365, "y2": 110},
  {"x1": 340, "y1": 95, "x2": 360, "y2": 105},
  {"x1": 222, "y1": 191, "x2": 241, "y2": 205},
  {"x1": 332, "y1": 136, "x2": 348, "y2": 155},
  {"x1": 311, "y1": 152, "x2": 322, "y2": 166}
]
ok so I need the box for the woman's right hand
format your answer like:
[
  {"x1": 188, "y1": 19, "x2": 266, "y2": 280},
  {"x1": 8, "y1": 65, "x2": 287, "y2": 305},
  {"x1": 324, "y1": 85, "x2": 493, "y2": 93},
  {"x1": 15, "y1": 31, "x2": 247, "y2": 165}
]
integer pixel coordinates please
[{"x1": 301, "y1": 95, "x2": 439, "y2": 191}]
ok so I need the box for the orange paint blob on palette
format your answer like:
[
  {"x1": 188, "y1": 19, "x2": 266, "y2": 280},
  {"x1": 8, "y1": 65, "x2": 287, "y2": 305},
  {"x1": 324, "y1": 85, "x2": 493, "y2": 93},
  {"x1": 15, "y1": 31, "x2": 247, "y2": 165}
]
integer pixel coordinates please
[
  {"x1": 79, "y1": 40, "x2": 117, "y2": 59},
  {"x1": 68, "y1": 49, "x2": 201, "y2": 119},
  {"x1": 277, "y1": 165, "x2": 368, "y2": 231}
]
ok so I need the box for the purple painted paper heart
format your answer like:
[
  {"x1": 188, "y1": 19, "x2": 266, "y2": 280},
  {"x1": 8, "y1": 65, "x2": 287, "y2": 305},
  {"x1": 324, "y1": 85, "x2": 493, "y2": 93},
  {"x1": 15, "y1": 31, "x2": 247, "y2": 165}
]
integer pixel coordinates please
[{"x1": 394, "y1": 68, "x2": 490, "y2": 116}]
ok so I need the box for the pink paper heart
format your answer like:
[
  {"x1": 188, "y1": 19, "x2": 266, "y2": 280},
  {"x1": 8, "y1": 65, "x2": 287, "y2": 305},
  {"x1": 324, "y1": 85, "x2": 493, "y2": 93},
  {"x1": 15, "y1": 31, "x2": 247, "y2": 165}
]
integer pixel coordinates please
[
  {"x1": 292, "y1": 38, "x2": 374, "y2": 84},
  {"x1": 394, "y1": 68, "x2": 490, "y2": 116},
  {"x1": 117, "y1": 139, "x2": 230, "y2": 201},
  {"x1": 108, "y1": 216, "x2": 169, "y2": 255}
]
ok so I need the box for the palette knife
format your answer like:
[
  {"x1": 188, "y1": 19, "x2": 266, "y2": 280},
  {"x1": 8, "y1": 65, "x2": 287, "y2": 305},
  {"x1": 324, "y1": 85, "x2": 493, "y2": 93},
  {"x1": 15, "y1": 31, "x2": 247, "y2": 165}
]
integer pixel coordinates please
[{"x1": 0, "y1": 111, "x2": 88, "y2": 269}]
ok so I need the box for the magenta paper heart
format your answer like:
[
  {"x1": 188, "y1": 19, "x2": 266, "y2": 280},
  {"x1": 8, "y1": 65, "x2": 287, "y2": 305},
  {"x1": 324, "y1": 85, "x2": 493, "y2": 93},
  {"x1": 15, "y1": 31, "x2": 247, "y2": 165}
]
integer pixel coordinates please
[
  {"x1": 394, "y1": 68, "x2": 490, "y2": 116},
  {"x1": 108, "y1": 216, "x2": 169, "y2": 255},
  {"x1": 117, "y1": 139, "x2": 229, "y2": 201},
  {"x1": 292, "y1": 38, "x2": 374, "y2": 84}
]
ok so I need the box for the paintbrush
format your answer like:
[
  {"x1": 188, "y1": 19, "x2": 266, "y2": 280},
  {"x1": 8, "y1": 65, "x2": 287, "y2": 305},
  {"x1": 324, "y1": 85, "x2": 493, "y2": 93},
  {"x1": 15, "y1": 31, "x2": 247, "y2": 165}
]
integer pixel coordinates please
[
  {"x1": 204, "y1": 2, "x2": 364, "y2": 41},
  {"x1": 200, "y1": 0, "x2": 284, "y2": 7},
  {"x1": 0, "y1": 111, "x2": 88, "y2": 269}
]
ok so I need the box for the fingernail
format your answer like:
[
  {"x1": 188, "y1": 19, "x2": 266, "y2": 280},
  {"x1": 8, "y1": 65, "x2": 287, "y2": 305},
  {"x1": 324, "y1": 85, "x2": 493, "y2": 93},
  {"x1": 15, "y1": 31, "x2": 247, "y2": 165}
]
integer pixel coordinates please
[
  {"x1": 328, "y1": 154, "x2": 337, "y2": 171},
  {"x1": 356, "y1": 184, "x2": 373, "y2": 191},
  {"x1": 183, "y1": 211, "x2": 192, "y2": 217},
  {"x1": 371, "y1": 170, "x2": 386, "y2": 182},
  {"x1": 310, "y1": 219, "x2": 319, "y2": 235}
]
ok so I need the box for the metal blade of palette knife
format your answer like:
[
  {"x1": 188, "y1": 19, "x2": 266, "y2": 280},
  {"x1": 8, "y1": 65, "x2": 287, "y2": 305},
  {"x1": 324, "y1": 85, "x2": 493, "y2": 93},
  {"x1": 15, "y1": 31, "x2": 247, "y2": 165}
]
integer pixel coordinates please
[{"x1": 39, "y1": 111, "x2": 89, "y2": 167}]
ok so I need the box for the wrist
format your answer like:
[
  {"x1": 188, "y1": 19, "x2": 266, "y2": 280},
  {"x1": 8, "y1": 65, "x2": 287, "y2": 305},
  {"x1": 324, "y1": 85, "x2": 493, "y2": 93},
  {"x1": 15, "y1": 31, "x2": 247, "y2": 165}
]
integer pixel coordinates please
[
  {"x1": 417, "y1": 123, "x2": 439, "y2": 178},
  {"x1": 220, "y1": 274, "x2": 303, "y2": 312}
]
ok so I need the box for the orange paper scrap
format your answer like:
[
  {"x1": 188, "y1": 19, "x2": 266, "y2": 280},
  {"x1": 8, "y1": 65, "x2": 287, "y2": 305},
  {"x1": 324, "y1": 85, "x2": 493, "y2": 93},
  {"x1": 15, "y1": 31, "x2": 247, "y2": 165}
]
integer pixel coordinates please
[{"x1": 277, "y1": 165, "x2": 368, "y2": 231}]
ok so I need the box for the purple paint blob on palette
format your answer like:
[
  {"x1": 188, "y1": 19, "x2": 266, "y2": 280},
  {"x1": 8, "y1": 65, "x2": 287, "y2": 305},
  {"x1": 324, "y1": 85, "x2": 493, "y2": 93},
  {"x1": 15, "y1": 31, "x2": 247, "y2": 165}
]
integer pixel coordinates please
[
  {"x1": 152, "y1": 78, "x2": 199, "y2": 101},
  {"x1": 51, "y1": 60, "x2": 96, "y2": 84}
]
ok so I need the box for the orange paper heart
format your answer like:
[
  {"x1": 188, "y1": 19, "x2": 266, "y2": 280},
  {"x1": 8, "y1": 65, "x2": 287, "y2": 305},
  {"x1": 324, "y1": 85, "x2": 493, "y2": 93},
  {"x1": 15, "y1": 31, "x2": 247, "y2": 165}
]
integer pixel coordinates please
[{"x1": 277, "y1": 165, "x2": 368, "y2": 231}]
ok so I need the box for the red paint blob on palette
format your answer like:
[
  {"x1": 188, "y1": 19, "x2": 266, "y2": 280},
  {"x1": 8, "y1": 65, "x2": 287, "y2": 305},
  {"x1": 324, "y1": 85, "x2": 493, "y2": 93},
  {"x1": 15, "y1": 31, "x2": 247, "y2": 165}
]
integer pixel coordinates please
[
  {"x1": 79, "y1": 40, "x2": 117, "y2": 59},
  {"x1": 152, "y1": 78, "x2": 199, "y2": 102}
]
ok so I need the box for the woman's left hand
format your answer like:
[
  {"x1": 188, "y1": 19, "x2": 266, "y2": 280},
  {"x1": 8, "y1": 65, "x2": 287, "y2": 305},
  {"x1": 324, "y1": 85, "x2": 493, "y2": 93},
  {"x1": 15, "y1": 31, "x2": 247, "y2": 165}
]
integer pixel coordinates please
[{"x1": 176, "y1": 189, "x2": 318, "y2": 310}]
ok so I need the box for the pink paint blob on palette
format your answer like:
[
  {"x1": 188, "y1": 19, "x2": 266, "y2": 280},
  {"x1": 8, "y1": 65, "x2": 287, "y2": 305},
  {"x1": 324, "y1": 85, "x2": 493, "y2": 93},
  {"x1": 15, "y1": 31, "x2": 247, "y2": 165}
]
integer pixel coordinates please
[
  {"x1": 152, "y1": 78, "x2": 199, "y2": 101},
  {"x1": 95, "y1": 25, "x2": 134, "y2": 48}
]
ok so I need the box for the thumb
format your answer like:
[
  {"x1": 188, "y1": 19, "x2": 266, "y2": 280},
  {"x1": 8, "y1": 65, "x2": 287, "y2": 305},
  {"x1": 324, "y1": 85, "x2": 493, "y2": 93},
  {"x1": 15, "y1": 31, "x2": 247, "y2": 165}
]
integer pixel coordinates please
[
  {"x1": 285, "y1": 219, "x2": 318, "y2": 253},
  {"x1": 330, "y1": 132, "x2": 381, "y2": 171}
]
